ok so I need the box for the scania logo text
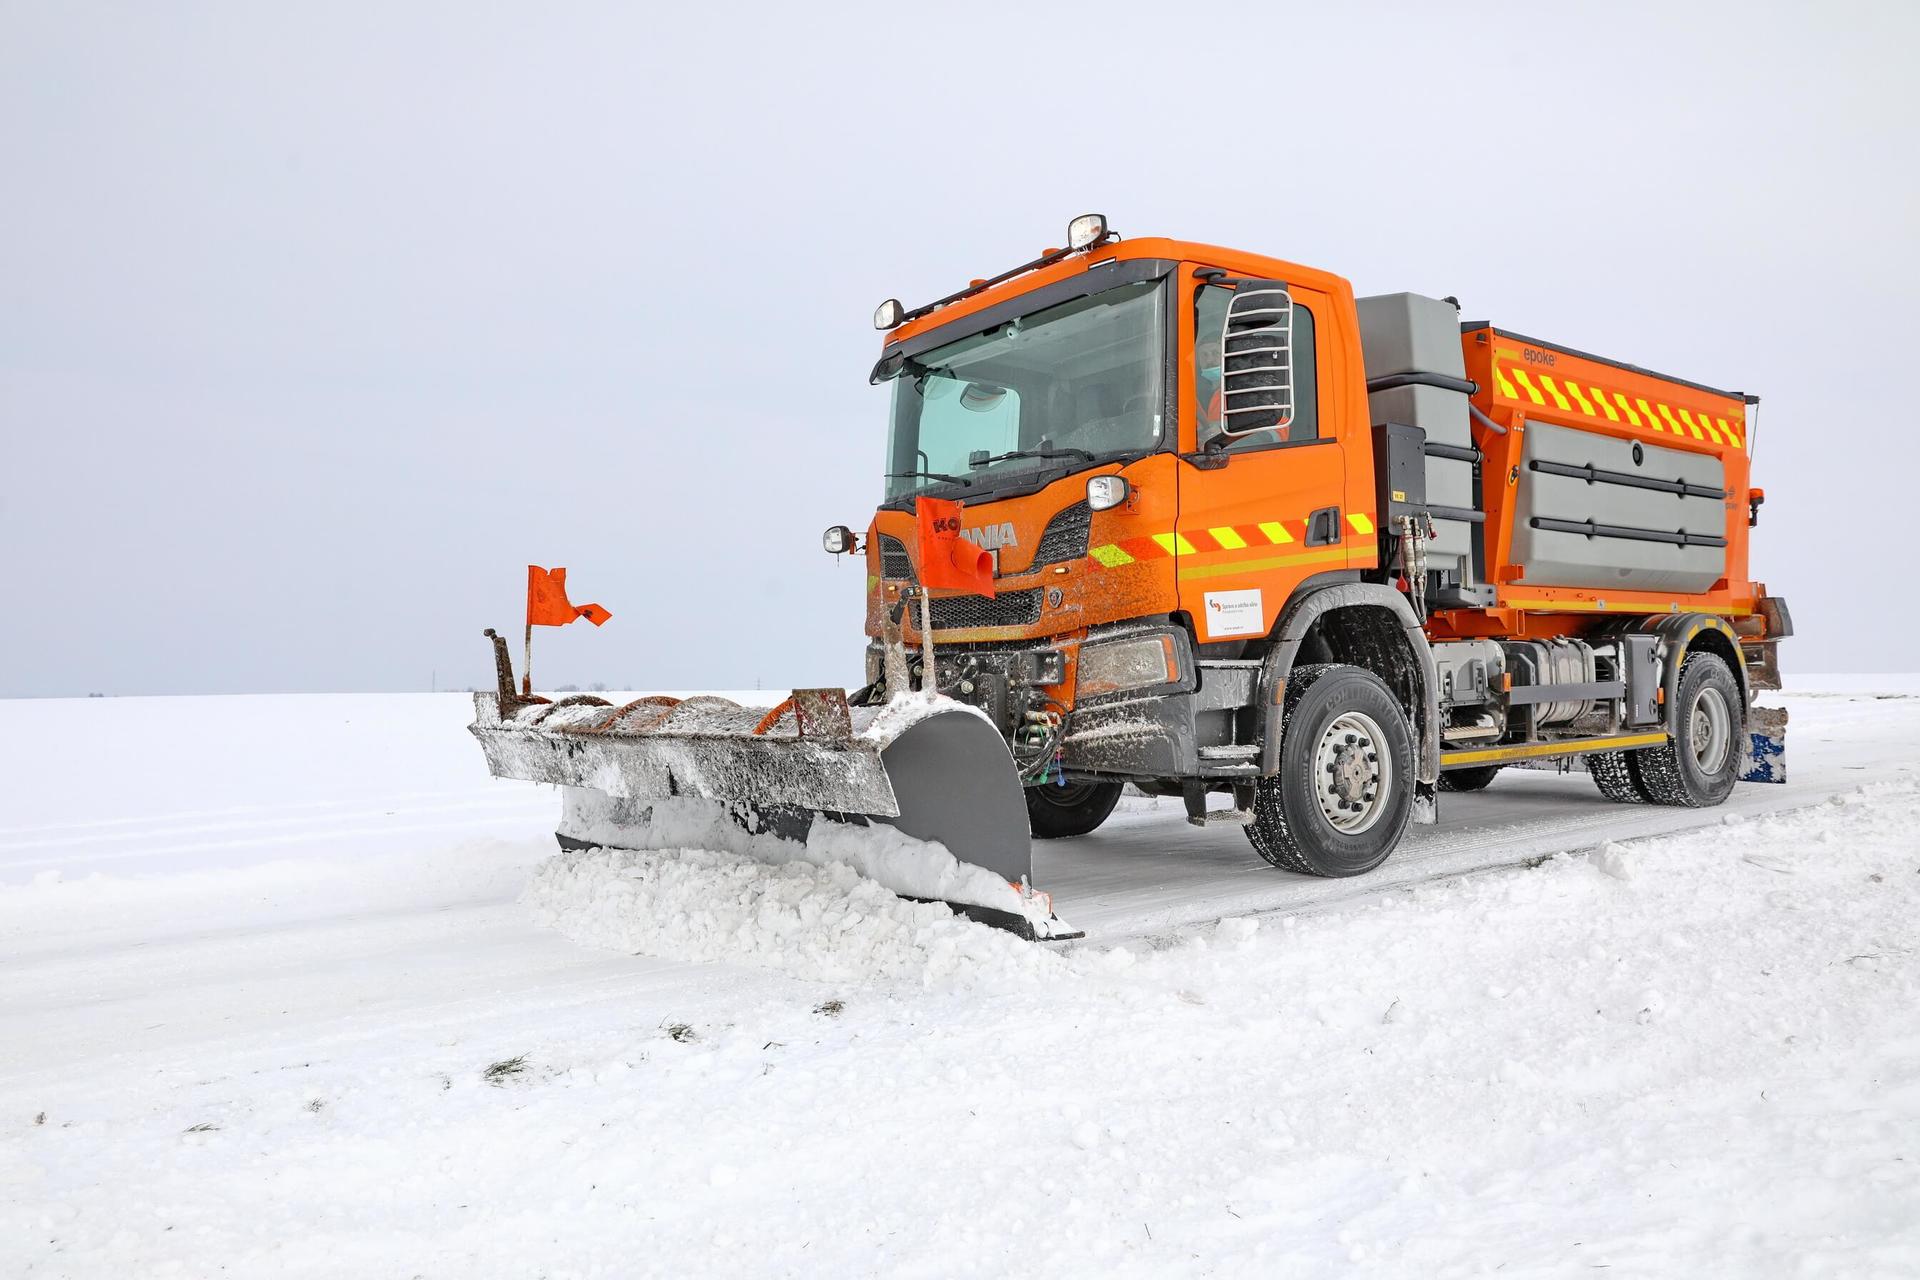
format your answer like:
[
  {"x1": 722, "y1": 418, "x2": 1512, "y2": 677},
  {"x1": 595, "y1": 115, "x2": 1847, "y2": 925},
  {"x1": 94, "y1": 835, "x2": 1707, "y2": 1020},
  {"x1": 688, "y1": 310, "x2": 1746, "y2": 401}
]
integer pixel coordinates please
[{"x1": 960, "y1": 522, "x2": 1019, "y2": 550}]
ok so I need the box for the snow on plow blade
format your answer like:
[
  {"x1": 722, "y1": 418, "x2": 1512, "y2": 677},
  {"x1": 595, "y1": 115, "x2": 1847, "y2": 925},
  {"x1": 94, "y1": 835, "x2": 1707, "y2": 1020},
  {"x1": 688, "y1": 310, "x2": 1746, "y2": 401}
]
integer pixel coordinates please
[{"x1": 470, "y1": 687, "x2": 1077, "y2": 940}]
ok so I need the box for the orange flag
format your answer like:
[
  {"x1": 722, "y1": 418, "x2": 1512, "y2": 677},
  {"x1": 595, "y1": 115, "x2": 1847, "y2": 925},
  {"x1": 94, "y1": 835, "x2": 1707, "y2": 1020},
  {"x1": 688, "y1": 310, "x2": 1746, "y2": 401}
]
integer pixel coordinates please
[
  {"x1": 915, "y1": 497, "x2": 995, "y2": 597},
  {"x1": 527, "y1": 566, "x2": 612, "y2": 627}
]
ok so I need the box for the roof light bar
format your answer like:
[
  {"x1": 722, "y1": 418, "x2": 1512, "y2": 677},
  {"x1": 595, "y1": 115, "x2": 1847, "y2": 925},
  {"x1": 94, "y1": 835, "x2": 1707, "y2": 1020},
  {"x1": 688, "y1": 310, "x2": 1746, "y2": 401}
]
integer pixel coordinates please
[{"x1": 879, "y1": 215, "x2": 1120, "y2": 336}]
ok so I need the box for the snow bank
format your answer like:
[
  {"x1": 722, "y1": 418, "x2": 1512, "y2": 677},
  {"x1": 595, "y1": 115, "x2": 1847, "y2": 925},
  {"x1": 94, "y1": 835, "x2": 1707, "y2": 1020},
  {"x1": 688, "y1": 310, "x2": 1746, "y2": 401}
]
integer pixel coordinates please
[
  {"x1": 9, "y1": 687, "x2": 1920, "y2": 1276},
  {"x1": 523, "y1": 842, "x2": 1052, "y2": 987}
]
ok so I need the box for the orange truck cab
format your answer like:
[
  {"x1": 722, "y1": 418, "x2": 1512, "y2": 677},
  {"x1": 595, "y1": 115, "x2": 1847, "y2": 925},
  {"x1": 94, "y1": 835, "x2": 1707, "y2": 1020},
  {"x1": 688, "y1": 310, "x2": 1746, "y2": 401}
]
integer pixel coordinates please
[{"x1": 828, "y1": 216, "x2": 1791, "y2": 878}]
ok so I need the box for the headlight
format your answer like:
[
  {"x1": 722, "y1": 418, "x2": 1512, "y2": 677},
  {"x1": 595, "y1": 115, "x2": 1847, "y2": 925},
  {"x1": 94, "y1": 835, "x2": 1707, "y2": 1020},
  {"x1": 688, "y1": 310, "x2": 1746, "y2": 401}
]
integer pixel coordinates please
[
  {"x1": 1086, "y1": 474, "x2": 1129, "y2": 512},
  {"x1": 822, "y1": 525, "x2": 860, "y2": 555},
  {"x1": 1066, "y1": 213, "x2": 1108, "y2": 251},
  {"x1": 873, "y1": 299, "x2": 905, "y2": 330},
  {"x1": 1076, "y1": 632, "x2": 1180, "y2": 697}
]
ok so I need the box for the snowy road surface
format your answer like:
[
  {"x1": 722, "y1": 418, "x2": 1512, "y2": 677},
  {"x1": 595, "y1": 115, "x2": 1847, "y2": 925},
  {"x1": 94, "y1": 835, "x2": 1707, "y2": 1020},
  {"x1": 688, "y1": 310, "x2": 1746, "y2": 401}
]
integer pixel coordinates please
[{"x1": 3, "y1": 681, "x2": 1917, "y2": 1276}]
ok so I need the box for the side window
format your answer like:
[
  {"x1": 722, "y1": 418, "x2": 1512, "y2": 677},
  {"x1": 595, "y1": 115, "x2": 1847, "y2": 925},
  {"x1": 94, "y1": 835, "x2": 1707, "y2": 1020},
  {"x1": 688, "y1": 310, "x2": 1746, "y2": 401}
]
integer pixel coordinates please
[{"x1": 1193, "y1": 284, "x2": 1319, "y2": 450}]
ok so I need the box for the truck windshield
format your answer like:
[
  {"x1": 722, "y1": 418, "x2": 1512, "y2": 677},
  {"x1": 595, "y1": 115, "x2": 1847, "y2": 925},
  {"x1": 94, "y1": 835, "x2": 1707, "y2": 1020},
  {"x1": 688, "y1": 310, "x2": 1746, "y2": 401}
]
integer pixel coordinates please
[{"x1": 879, "y1": 280, "x2": 1165, "y2": 500}]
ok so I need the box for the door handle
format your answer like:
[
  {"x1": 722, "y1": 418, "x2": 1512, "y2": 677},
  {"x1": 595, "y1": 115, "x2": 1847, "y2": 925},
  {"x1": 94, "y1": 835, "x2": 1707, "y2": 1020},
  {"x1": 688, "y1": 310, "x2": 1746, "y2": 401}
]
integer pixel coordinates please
[{"x1": 1307, "y1": 506, "x2": 1341, "y2": 546}]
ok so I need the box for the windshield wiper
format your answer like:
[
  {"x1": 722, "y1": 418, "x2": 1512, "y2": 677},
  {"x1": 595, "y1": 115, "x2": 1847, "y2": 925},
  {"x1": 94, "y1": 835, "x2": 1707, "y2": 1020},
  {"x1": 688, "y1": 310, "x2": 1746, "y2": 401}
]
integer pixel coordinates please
[
  {"x1": 886, "y1": 469, "x2": 973, "y2": 487},
  {"x1": 970, "y1": 446, "x2": 1096, "y2": 468}
]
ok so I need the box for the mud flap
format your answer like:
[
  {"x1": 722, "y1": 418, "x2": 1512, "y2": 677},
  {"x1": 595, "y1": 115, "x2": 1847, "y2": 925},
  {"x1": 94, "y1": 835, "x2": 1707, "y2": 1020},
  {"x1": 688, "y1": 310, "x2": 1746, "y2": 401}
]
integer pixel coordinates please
[
  {"x1": 1740, "y1": 704, "x2": 1788, "y2": 783},
  {"x1": 1411, "y1": 779, "x2": 1439, "y2": 825}
]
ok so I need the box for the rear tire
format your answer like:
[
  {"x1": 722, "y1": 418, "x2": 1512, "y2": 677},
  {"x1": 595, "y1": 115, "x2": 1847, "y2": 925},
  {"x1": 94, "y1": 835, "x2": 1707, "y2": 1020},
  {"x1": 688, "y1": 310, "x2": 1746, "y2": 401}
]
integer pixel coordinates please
[
  {"x1": 1439, "y1": 764, "x2": 1501, "y2": 793},
  {"x1": 1025, "y1": 780, "x2": 1123, "y2": 839},
  {"x1": 1635, "y1": 653, "x2": 1742, "y2": 807},
  {"x1": 1588, "y1": 750, "x2": 1651, "y2": 803},
  {"x1": 1246, "y1": 663, "x2": 1414, "y2": 877}
]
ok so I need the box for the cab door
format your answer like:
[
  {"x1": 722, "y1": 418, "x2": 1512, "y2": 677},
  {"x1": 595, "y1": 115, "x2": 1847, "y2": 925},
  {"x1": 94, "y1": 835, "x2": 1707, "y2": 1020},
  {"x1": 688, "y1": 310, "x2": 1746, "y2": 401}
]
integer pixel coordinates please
[{"x1": 1174, "y1": 270, "x2": 1364, "y2": 646}]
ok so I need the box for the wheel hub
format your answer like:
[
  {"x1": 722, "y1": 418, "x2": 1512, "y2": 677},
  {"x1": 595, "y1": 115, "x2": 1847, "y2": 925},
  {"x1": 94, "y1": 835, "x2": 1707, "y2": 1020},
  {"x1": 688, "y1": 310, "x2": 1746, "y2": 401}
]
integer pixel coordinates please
[
  {"x1": 1690, "y1": 685, "x2": 1732, "y2": 774},
  {"x1": 1313, "y1": 711, "x2": 1392, "y2": 834}
]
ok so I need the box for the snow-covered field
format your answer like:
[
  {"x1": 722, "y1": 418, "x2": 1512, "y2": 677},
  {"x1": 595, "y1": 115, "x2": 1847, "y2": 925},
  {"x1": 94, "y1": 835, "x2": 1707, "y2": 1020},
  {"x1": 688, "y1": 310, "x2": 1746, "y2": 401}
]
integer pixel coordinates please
[{"x1": 3, "y1": 682, "x2": 1918, "y2": 1276}]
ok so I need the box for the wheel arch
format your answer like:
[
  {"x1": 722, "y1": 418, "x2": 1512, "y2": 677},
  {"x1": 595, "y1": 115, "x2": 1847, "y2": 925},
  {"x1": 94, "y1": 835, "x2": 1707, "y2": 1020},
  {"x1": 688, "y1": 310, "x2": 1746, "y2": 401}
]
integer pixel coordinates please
[
  {"x1": 1255, "y1": 584, "x2": 1440, "y2": 785},
  {"x1": 1637, "y1": 614, "x2": 1749, "y2": 719}
]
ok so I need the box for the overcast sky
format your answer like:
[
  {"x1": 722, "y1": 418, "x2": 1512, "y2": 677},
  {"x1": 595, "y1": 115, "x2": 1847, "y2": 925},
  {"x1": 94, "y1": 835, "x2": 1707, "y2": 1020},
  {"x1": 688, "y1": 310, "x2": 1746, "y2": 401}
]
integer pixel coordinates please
[{"x1": 3, "y1": 1, "x2": 1915, "y2": 697}]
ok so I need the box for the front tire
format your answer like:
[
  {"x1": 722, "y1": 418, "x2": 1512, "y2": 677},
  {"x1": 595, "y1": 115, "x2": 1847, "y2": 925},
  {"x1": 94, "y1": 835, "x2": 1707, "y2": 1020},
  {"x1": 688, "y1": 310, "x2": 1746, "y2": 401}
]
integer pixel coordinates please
[
  {"x1": 1246, "y1": 663, "x2": 1414, "y2": 877},
  {"x1": 1635, "y1": 653, "x2": 1742, "y2": 807},
  {"x1": 1025, "y1": 780, "x2": 1124, "y2": 839}
]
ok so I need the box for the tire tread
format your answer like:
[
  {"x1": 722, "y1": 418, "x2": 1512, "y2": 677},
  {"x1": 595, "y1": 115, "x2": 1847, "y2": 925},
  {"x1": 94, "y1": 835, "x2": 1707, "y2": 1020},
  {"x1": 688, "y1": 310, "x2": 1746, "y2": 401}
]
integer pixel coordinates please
[{"x1": 1588, "y1": 751, "x2": 1649, "y2": 804}]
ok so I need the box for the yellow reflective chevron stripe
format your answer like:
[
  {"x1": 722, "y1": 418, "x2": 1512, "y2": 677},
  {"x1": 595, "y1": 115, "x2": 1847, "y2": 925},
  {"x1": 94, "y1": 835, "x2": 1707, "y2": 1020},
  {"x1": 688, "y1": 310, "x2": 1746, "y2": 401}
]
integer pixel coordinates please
[
  {"x1": 1208, "y1": 525, "x2": 1247, "y2": 550},
  {"x1": 1485, "y1": 347, "x2": 1748, "y2": 451},
  {"x1": 1680, "y1": 408, "x2": 1723, "y2": 444},
  {"x1": 1084, "y1": 513, "x2": 1382, "y2": 577},
  {"x1": 1509, "y1": 367, "x2": 1547, "y2": 405}
]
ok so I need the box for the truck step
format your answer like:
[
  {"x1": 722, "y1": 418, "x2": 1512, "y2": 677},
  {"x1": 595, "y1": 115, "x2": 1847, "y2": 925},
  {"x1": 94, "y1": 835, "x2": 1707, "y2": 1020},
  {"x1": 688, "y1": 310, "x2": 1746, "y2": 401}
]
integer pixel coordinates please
[
  {"x1": 1198, "y1": 744, "x2": 1260, "y2": 759},
  {"x1": 1187, "y1": 807, "x2": 1254, "y2": 828}
]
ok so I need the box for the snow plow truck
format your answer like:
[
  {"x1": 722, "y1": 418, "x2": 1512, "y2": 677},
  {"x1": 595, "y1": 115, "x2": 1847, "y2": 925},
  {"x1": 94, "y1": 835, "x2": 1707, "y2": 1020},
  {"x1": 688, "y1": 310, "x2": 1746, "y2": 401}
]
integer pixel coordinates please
[{"x1": 471, "y1": 215, "x2": 1791, "y2": 939}]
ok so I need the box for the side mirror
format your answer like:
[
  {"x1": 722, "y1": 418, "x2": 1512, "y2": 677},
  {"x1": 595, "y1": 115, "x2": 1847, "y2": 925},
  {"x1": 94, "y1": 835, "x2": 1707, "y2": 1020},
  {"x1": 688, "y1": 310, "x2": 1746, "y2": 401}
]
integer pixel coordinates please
[{"x1": 1218, "y1": 280, "x2": 1294, "y2": 437}]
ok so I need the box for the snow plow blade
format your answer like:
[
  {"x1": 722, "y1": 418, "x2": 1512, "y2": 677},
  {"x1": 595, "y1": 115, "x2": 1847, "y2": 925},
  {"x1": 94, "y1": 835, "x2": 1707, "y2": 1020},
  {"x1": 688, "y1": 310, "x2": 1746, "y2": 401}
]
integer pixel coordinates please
[{"x1": 469, "y1": 664, "x2": 1075, "y2": 940}]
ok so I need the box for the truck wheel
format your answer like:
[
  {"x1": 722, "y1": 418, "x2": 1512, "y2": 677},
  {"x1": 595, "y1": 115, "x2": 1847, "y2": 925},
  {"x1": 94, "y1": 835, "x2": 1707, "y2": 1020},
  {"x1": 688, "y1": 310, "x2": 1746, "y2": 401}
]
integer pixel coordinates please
[
  {"x1": 1246, "y1": 663, "x2": 1414, "y2": 877},
  {"x1": 1588, "y1": 751, "x2": 1651, "y2": 803},
  {"x1": 1438, "y1": 765, "x2": 1501, "y2": 793},
  {"x1": 1634, "y1": 653, "x2": 1742, "y2": 808},
  {"x1": 1025, "y1": 780, "x2": 1123, "y2": 839}
]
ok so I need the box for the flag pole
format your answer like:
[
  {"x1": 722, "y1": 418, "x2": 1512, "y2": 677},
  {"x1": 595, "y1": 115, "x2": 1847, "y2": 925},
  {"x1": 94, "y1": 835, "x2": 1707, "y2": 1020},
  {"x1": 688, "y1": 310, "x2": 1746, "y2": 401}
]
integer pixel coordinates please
[
  {"x1": 522, "y1": 622, "x2": 533, "y2": 697},
  {"x1": 916, "y1": 588, "x2": 936, "y2": 694}
]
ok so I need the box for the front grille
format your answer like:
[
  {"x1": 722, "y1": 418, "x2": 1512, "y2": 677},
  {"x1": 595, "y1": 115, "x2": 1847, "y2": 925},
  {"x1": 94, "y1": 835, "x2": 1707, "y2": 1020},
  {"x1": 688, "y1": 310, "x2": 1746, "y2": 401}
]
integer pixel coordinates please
[
  {"x1": 878, "y1": 534, "x2": 914, "y2": 581},
  {"x1": 1032, "y1": 501, "x2": 1091, "y2": 566},
  {"x1": 884, "y1": 502, "x2": 1089, "y2": 583},
  {"x1": 928, "y1": 589, "x2": 1041, "y2": 631}
]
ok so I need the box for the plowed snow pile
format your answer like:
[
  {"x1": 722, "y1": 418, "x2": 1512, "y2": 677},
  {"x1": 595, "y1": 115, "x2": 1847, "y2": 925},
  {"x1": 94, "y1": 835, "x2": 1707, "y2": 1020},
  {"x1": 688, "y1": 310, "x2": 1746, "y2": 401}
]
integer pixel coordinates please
[{"x1": 524, "y1": 843, "x2": 1050, "y2": 986}]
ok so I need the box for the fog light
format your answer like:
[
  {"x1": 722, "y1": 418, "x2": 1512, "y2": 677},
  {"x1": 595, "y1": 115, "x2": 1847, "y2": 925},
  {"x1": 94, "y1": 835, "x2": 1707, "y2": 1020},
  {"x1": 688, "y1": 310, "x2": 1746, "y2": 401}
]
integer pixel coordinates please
[
  {"x1": 1066, "y1": 213, "x2": 1109, "y2": 251},
  {"x1": 822, "y1": 525, "x2": 860, "y2": 555},
  {"x1": 1032, "y1": 649, "x2": 1066, "y2": 685},
  {"x1": 1086, "y1": 474, "x2": 1129, "y2": 511},
  {"x1": 1077, "y1": 633, "x2": 1179, "y2": 696},
  {"x1": 873, "y1": 299, "x2": 905, "y2": 330}
]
